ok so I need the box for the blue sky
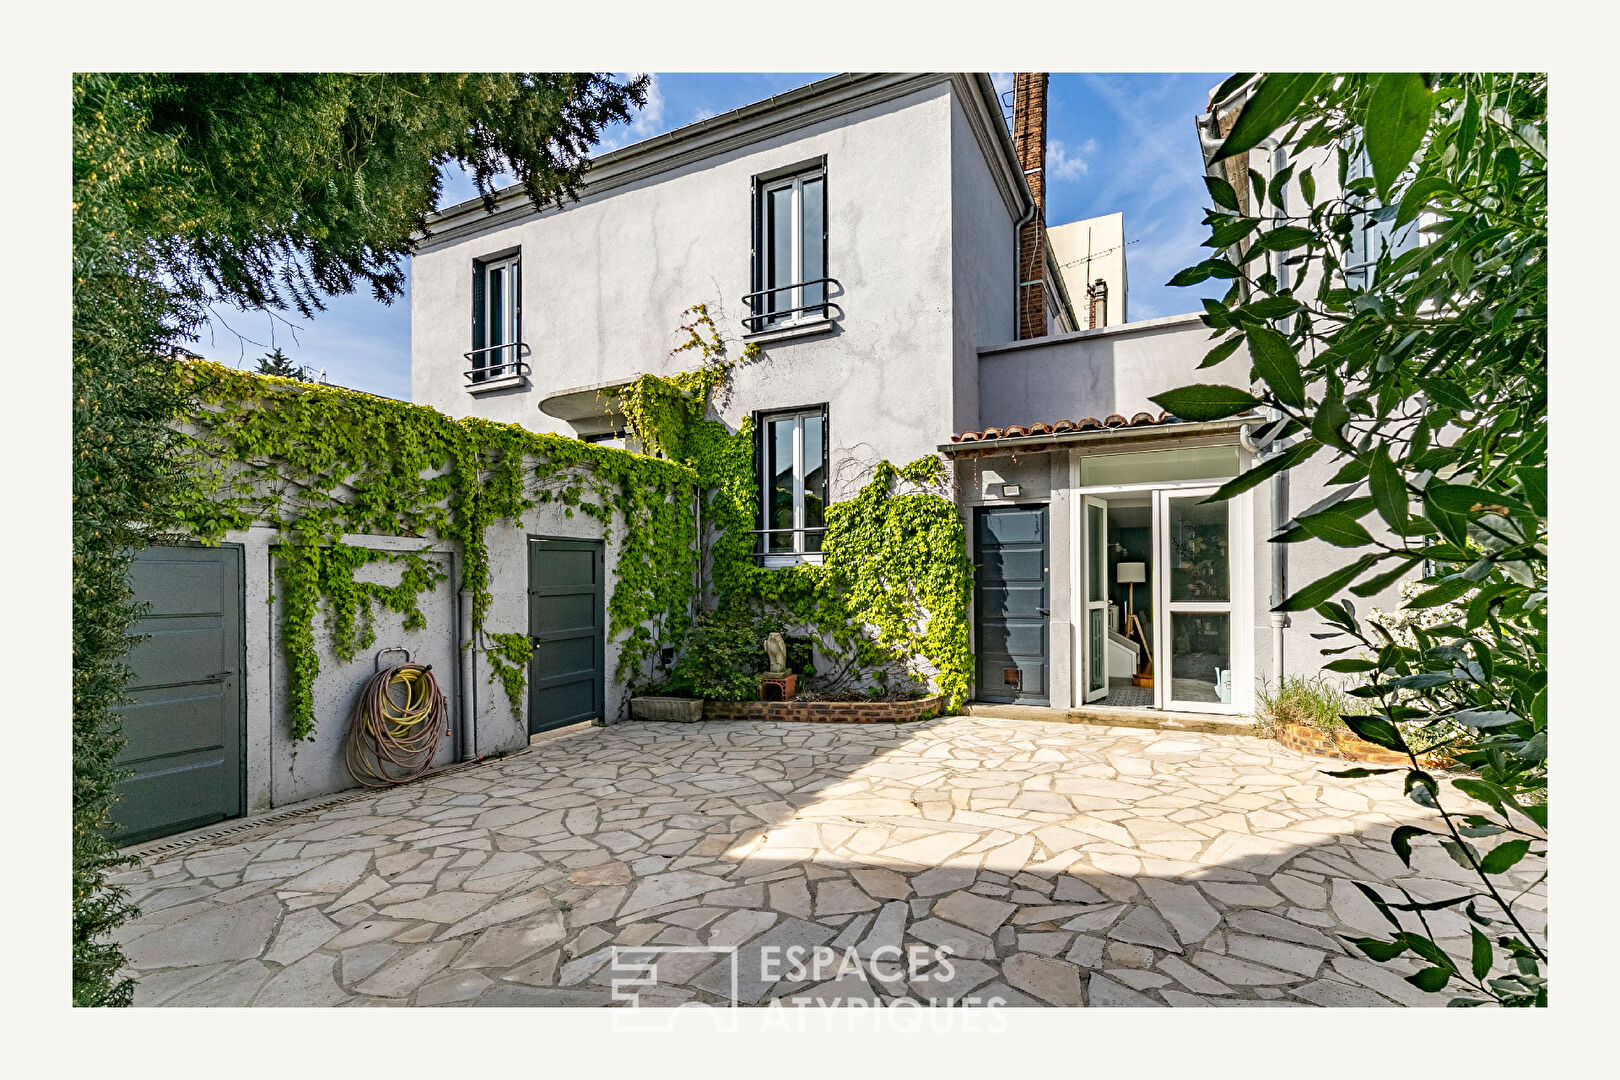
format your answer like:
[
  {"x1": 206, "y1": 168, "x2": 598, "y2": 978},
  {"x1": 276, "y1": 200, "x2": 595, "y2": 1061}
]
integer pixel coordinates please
[{"x1": 189, "y1": 72, "x2": 1228, "y2": 400}]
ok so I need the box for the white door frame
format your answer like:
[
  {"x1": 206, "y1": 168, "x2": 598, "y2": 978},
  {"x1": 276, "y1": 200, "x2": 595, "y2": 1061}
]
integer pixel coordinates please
[
  {"x1": 1065, "y1": 450, "x2": 1255, "y2": 715},
  {"x1": 1154, "y1": 485, "x2": 1251, "y2": 715},
  {"x1": 1079, "y1": 495, "x2": 1110, "y2": 703}
]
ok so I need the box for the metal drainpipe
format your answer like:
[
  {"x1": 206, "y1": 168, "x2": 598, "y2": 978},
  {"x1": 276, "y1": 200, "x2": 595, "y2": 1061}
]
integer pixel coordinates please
[
  {"x1": 1263, "y1": 137, "x2": 1291, "y2": 683},
  {"x1": 458, "y1": 587, "x2": 477, "y2": 761}
]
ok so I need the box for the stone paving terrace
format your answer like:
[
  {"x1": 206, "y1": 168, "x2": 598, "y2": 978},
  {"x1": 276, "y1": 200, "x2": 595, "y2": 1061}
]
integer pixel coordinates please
[{"x1": 111, "y1": 716, "x2": 1547, "y2": 1007}]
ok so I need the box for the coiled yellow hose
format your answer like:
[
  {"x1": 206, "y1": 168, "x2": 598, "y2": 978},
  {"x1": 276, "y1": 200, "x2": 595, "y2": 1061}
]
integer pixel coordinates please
[{"x1": 343, "y1": 659, "x2": 448, "y2": 787}]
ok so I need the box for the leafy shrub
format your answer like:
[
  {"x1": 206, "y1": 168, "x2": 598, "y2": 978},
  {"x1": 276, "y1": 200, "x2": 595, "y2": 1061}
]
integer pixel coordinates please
[
  {"x1": 666, "y1": 606, "x2": 784, "y2": 702},
  {"x1": 1255, "y1": 676, "x2": 1351, "y2": 739}
]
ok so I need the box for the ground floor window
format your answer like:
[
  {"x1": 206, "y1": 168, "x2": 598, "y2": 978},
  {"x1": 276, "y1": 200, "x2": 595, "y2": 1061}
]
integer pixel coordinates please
[{"x1": 756, "y1": 406, "x2": 827, "y2": 562}]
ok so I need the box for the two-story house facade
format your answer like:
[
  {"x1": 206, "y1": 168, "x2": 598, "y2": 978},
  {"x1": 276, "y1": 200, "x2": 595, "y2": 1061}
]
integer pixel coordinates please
[{"x1": 409, "y1": 71, "x2": 1402, "y2": 731}]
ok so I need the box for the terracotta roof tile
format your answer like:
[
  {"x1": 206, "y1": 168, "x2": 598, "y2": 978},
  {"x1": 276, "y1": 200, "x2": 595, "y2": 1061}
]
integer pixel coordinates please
[{"x1": 950, "y1": 410, "x2": 1178, "y2": 444}]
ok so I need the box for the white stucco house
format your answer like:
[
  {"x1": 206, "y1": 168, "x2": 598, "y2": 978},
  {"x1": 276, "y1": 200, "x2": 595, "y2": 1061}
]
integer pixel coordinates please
[{"x1": 406, "y1": 71, "x2": 1400, "y2": 728}]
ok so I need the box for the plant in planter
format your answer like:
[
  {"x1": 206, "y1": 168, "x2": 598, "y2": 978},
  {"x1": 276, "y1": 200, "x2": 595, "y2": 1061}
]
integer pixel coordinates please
[{"x1": 668, "y1": 605, "x2": 785, "y2": 702}]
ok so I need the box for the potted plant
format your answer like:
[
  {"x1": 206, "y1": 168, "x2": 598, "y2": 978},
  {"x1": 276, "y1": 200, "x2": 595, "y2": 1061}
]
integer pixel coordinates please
[{"x1": 629, "y1": 606, "x2": 783, "y2": 720}]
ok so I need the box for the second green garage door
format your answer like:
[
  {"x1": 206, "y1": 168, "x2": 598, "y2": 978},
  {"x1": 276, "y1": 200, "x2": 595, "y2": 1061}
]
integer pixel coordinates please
[{"x1": 527, "y1": 538, "x2": 605, "y2": 734}]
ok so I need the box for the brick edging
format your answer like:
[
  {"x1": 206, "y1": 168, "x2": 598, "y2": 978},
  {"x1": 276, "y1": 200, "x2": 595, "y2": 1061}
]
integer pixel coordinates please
[
  {"x1": 703, "y1": 696, "x2": 945, "y2": 725},
  {"x1": 1276, "y1": 721, "x2": 1447, "y2": 768}
]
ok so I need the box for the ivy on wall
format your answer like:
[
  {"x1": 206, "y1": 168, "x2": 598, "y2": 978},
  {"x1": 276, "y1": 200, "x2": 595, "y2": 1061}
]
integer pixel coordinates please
[
  {"x1": 174, "y1": 360, "x2": 697, "y2": 740},
  {"x1": 621, "y1": 307, "x2": 976, "y2": 709}
]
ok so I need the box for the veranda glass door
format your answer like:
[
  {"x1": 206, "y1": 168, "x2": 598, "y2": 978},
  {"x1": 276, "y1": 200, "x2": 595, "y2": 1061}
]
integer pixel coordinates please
[
  {"x1": 1080, "y1": 496, "x2": 1109, "y2": 702},
  {"x1": 1155, "y1": 487, "x2": 1240, "y2": 713}
]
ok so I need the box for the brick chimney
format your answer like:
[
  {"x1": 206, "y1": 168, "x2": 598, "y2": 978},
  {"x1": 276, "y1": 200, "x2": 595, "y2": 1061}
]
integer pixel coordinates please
[{"x1": 1012, "y1": 72, "x2": 1049, "y2": 340}]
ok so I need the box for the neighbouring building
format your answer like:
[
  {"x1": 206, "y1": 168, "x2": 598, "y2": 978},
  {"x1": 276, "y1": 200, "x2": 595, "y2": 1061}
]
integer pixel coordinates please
[{"x1": 1048, "y1": 211, "x2": 1127, "y2": 330}]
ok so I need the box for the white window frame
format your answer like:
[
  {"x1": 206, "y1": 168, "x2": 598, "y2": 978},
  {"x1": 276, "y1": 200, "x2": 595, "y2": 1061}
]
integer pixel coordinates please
[
  {"x1": 756, "y1": 165, "x2": 826, "y2": 330},
  {"x1": 759, "y1": 407, "x2": 827, "y2": 567}
]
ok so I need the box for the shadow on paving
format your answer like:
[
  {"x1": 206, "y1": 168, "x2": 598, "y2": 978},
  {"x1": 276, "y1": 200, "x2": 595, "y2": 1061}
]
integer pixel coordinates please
[{"x1": 109, "y1": 715, "x2": 1547, "y2": 1008}]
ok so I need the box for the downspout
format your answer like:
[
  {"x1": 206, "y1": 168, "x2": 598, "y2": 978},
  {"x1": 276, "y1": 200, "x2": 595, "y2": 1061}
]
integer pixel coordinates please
[
  {"x1": 458, "y1": 588, "x2": 477, "y2": 761},
  {"x1": 1201, "y1": 89, "x2": 1296, "y2": 686}
]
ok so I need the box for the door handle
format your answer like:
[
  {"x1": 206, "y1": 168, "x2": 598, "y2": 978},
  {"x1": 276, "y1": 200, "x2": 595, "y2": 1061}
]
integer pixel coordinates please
[
  {"x1": 206, "y1": 670, "x2": 235, "y2": 679},
  {"x1": 1037, "y1": 608, "x2": 1049, "y2": 615}
]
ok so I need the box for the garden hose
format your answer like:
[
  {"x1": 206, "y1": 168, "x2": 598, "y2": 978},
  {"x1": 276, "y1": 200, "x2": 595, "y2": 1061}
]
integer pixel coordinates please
[{"x1": 343, "y1": 650, "x2": 448, "y2": 787}]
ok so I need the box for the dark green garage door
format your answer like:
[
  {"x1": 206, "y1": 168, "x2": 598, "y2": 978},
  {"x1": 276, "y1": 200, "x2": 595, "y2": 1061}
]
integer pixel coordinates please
[
  {"x1": 527, "y1": 538, "x2": 605, "y2": 734},
  {"x1": 112, "y1": 545, "x2": 246, "y2": 844},
  {"x1": 974, "y1": 505, "x2": 1050, "y2": 705}
]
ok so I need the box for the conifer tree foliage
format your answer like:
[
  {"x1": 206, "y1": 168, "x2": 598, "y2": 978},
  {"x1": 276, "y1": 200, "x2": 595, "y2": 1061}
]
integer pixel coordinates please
[
  {"x1": 71, "y1": 72, "x2": 647, "y2": 1005},
  {"x1": 1156, "y1": 73, "x2": 1546, "y2": 1005},
  {"x1": 254, "y1": 346, "x2": 311, "y2": 381}
]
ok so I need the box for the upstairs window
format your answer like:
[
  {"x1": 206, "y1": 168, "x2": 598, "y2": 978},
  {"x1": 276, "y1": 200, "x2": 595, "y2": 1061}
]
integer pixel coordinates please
[
  {"x1": 1343, "y1": 151, "x2": 1421, "y2": 291},
  {"x1": 471, "y1": 252, "x2": 523, "y2": 382},
  {"x1": 749, "y1": 162, "x2": 827, "y2": 332},
  {"x1": 755, "y1": 406, "x2": 828, "y2": 562}
]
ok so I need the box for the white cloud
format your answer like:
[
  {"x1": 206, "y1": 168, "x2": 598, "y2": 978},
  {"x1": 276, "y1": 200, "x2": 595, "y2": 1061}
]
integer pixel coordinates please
[
  {"x1": 595, "y1": 73, "x2": 666, "y2": 152},
  {"x1": 1046, "y1": 137, "x2": 1096, "y2": 182}
]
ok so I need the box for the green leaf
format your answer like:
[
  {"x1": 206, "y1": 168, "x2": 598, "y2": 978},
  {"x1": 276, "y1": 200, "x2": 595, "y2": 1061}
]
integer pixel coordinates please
[
  {"x1": 1322, "y1": 766, "x2": 1401, "y2": 778},
  {"x1": 1322, "y1": 658, "x2": 1377, "y2": 673},
  {"x1": 1198, "y1": 335, "x2": 1245, "y2": 370},
  {"x1": 1453, "y1": 709, "x2": 1520, "y2": 729},
  {"x1": 1206, "y1": 440, "x2": 1318, "y2": 502},
  {"x1": 1342, "y1": 713, "x2": 1405, "y2": 751},
  {"x1": 1255, "y1": 225, "x2": 1315, "y2": 251},
  {"x1": 1407, "y1": 575, "x2": 1475, "y2": 609},
  {"x1": 1348, "y1": 936, "x2": 1407, "y2": 962},
  {"x1": 1246, "y1": 326, "x2": 1306, "y2": 408},
  {"x1": 1310, "y1": 393, "x2": 1353, "y2": 452},
  {"x1": 1297, "y1": 508, "x2": 1376, "y2": 548},
  {"x1": 1417, "y1": 378, "x2": 1472, "y2": 412},
  {"x1": 1298, "y1": 167, "x2": 1315, "y2": 205},
  {"x1": 1516, "y1": 466, "x2": 1547, "y2": 518},
  {"x1": 1205, "y1": 218, "x2": 1260, "y2": 249},
  {"x1": 1470, "y1": 927, "x2": 1493, "y2": 981},
  {"x1": 1350, "y1": 558, "x2": 1416, "y2": 598},
  {"x1": 1246, "y1": 296, "x2": 1304, "y2": 320},
  {"x1": 1365, "y1": 74, "x2": 1434, "y2": 199},
  {"x1": 1369, "y1": 446, "x2": 1409, "y2": 533},
  {"x1": 1150, "y1": 384, "x2": 1263, "y2": 422},
  {"x1": 1390, "y1": 824, "x2": 1429, "y2": 867},
  {"x1": 1479, "y1": 839, "x2": 1532, "y2": 875},
  {"x1": 1406, "y1": 966, "x2": 1452, "y2": 993},
  {"x1": 1204, "y1": 174, "x2": 1240, "y2": 211},
  {"x1": 1276, "y1": 557, "x2": 1377, "y2": 612},
  {"x1": 1397, "y1": 175, "x2": 1452, "y2": 226},
  {"x1": 1212, "y1": 73, "x2": 1327, "y2": 164}
]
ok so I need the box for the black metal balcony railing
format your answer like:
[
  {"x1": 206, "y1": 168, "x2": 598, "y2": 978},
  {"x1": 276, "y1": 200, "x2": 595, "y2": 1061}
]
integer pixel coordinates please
[
  {"x1": 746, "y1": 526, "x2": 827, "y2": 562},
  {"x1": 463, "y1": 342, "x2": 531, "y2": 387},
  {"x1": 741, "y1": 278, "x2": 842, "y2": 334}
]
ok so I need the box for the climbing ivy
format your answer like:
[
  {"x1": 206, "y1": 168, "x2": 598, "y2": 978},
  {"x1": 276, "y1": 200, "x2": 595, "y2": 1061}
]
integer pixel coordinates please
[
  {"x1": 621, "y1": 309, "x2": 975, "y2": 709},
  {"x1": 175, "y1": 360, "x2": 697, "y2": 739}
]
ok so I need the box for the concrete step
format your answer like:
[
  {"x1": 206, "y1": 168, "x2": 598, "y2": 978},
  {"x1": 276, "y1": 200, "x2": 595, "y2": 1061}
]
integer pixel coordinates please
[{"x1": 961, "y1": 701, "x2": 1258, "y2": 737}]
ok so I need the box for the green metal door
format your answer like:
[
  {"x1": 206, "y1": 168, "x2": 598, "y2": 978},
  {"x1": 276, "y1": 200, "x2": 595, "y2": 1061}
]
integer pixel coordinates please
[
  {"x1": 527, "y1": 538, "x2": 605, "y2": 734},
  {"x1": 112, "y1": 544, "x2": 246, "y2": 844},
  {"x1": 973, "y1": 505, "x2": 1051, "y2": 705}
]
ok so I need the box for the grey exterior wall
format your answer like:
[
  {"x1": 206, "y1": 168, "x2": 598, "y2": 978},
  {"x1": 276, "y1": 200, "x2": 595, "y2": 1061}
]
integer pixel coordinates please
[
  {"x1": 976, "y1": 312, "x2": 1219, "y2": 429},
  {"x1": 226, "y1": 487, "x2": 645, "y2": 813}
]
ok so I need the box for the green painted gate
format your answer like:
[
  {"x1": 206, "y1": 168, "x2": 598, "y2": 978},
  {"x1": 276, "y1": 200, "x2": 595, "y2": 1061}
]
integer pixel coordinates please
[
  {"x1": 112, "y1": 544, "x2": 246, "y2": 844},
  {"x1": 527, "y1": 538, "x2": 605, "y2": 734}
]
